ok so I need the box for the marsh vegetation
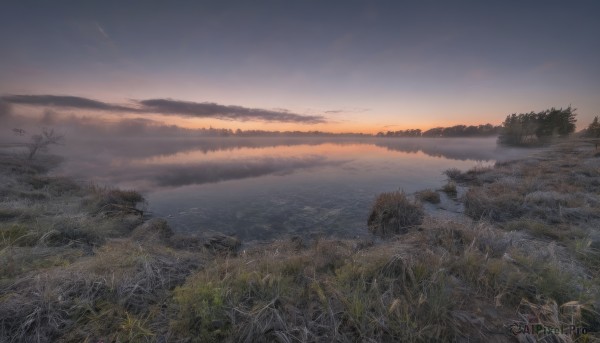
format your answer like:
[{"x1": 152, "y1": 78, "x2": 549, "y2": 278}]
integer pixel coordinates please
[{"x1": 0, "y1": 138, "x2": 599, "y2": 342}]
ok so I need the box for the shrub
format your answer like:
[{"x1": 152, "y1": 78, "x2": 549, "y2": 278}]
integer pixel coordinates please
[{"x1": 367, "y1": 191, "x2": 424, "y2": 236}]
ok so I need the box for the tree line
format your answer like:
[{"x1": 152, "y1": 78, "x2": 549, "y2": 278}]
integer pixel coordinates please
[
  {"x1": 498, "y1": 106, "x2": 577, "y2": 145},
  {"x1": 376, "y1": 124, "x2": 501, "y2": 138}
]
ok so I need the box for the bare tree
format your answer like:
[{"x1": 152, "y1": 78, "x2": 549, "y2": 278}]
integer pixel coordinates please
[{"x1": 26, "y1": 128, "x2": 64, "y2": 160}]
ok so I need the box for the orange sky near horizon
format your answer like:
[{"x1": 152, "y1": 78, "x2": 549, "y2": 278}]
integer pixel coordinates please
[
  {"x1": 2, "y1": 2, "x2": 599, "y2": 135},
  {"x1": 15, "y1": 106, "x2": 507, "y2": 135}
]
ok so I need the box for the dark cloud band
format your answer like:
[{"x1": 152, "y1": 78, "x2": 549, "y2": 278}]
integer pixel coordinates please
[
  {"x1": 2, "y1": 95, "x2": 134, "y2": 112},
  {"x1": 139, "y1": 99, "x2": 325, "y2": 123},
  {"x1": 1, "y1": 94, "x2": 326, "y2": 124}
]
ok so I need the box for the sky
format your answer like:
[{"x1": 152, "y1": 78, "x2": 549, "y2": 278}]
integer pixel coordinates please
[{"x1": 1, "y1": 0, "x2": 599, "y2": 133}]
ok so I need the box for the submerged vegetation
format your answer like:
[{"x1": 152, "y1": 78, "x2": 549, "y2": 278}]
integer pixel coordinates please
[{"x1": 0, "y1": 138, "x2": 599, "y2": 341}]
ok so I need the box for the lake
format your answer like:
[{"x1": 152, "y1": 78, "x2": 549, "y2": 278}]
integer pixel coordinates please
[{"x1": 54, "y1": 136, "x2": 531, "y2": 241}]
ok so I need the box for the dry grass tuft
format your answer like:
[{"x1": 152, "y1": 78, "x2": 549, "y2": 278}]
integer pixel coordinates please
[
  {"x1": 464, "y1": 188, "x2": 525, "y2": 221},
  {"x1": 83, "y1": 185, "x2": 145, "y2": 216},
  {"x1": 368, "y1": 191, "x2": 424, "y2": 236},
  {"x1": 441, "y1": 181, "x2": 458, "y2": 196},
  {"x1": 131, "y1": 218, "x2": 174, "y2": 243},
  {"x1": 416, "y1": 189, "x2": 441, "y2": 204}
]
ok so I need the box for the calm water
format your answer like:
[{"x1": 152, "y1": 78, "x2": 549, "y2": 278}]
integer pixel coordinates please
[{"x1": 55, "y1": 137, "x2": 530, "y2": 240}]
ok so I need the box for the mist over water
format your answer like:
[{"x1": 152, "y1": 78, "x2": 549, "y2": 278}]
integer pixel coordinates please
[
  {"x1": 31, "y1": 135, "x2": 531, "y2": 241},
  {"x1": 0, "y1": 110, "x2": 533, "y2": 240}
]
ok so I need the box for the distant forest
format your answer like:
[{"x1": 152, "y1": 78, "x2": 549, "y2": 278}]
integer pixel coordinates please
[
  {"x1": 188, "y1": 124, "x2": 502, "y2": 138},
  {"x1": 375, "y1": 124, "x2": 501, "y2": 138},
  {"x1": 214, "y1": 107, "x2": 580, "y2": 145}
]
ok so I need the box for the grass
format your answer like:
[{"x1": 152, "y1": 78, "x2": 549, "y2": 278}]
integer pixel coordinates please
[
  {"x1": 171, "y1": 237, "x2": 460, "y2": 342},
  {"x1": 83, "y1": 184, "x2": 146, "y2": 216},
  {"x1": 416, "y1": 189, "x2": 441, "y2": 204},
  {"x1": 367, "y1": 190, "x2": 424, "y2": 236},
  {"x1": 0, "y1": 208, "x2": 23, "y2": 221},
  {"x1": 441, "y1": 180, "x2": 458, "y2": 196},
  {"x1": 1, "y1": 139, "x2": 600, "y2": 341}
]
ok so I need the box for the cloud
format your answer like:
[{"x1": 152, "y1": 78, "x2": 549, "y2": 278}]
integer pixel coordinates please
[
  {"x1": 139, "y1": 99, "x2": 326, "y2": 123},
  {"x1": 2, "y1": 94, "x2": 327, "y2": 124},
  {"x1": 95, "y1": 22, "x2": 110, "y2": 40},
  {"x1": 324, "y1": 108, "x2": 369, "y2": 115},
  {"x1": 2, "y1": 95, "x2": 135, "y2": 112}
]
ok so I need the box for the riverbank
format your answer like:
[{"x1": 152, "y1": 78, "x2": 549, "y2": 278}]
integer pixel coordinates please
[{"x1": 0, "y1": 139, "x2": 599, "y2": 342}]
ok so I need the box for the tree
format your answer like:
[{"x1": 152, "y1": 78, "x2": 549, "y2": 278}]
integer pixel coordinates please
[
  {"x1": 499, "y1": 107, "x2": 577, "y2": 146},
  {"x1": 26, "y1": 128, "x2": 64, "y2": 160},
  {"x1": 586, "y1": 116, "x2": 600, "y2": 149}
]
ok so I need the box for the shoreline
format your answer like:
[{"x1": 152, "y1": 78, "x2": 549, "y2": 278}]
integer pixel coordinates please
[{"x1": 0, "y1": 138, "x2": 599, "y2": 341}]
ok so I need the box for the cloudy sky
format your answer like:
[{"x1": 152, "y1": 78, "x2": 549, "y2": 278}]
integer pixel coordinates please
[{"x1": 1, "y1": 1, "x2": 599, "y2": 133}]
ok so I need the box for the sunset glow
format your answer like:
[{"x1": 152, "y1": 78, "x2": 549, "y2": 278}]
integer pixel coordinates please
[{"x1": 1, "y1": 1, "x2": 599, "y2": 132}]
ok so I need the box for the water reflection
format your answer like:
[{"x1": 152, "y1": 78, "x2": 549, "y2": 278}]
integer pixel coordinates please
[{"x1": 53, "y1": 137, "x2": 533, "y2": 240}]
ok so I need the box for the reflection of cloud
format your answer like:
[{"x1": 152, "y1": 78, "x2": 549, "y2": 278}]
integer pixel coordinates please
[
  {"x1": 139, "y1": 99, "x2": 326, "y2": 123},
  {"x1": 61, "y1": 151, "x2": 348, "y2": 190},
  {"x1": 50, "y1": 135, "x2": 535, "y2": 194},
  {"x1": 150, "y1": 156, "x2": 347, "y2": 187},
  {"x1": 2, "y1": 94, "x2": 327, "y2": 124}
]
